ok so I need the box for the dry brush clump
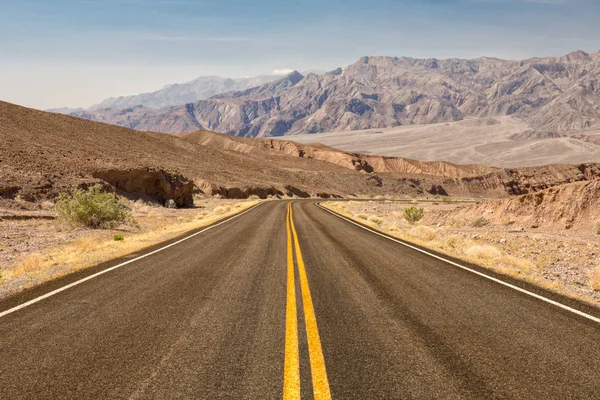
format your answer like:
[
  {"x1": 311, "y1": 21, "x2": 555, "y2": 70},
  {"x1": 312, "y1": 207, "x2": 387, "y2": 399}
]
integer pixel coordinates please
[
  {"x1": 465, "y1": 245, "x2": 502, "y2": 262},
  {"x1": 591, "y1": 266, "x2": 600, "y2": 291},
  {"x1": 409, "y1": 225, "x2": 437, "y2": 242},
  {"x1": 56, "y1": 184, "x2": 136, "y2": 229}
]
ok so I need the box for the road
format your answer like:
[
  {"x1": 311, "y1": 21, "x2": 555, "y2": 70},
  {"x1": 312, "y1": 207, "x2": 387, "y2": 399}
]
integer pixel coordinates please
[{"x1": 1, "y1": 200, "x2": 600, "y2": 399}]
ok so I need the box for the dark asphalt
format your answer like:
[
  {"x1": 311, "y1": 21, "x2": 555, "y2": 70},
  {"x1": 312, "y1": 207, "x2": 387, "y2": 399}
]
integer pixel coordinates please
[{"x1": 1, "y1": 200, "x2": 600, "y2": 399}]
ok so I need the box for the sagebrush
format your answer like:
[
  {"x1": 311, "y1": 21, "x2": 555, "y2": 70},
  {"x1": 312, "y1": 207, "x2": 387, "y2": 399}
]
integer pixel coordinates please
[
  {"x1": 55, "y1": 185, "x2": 135, "y2": 229},
  {"x1": 404, "y1": 206, "x2": 424, "y2": 224}
]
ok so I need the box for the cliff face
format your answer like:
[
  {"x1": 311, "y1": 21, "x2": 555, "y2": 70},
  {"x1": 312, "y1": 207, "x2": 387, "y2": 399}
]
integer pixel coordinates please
[{"x1": 71, "y1": 51, "x2": 600, "y2": 137}]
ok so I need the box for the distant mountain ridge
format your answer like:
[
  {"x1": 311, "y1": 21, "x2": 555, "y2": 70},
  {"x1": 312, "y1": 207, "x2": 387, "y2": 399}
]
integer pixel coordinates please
[
  {"x1": 67, "y1": 50, "x2": 600, "y2": 137},
  {"x1": 87, "y1": 75, "x2": 282, "y2": 110}
]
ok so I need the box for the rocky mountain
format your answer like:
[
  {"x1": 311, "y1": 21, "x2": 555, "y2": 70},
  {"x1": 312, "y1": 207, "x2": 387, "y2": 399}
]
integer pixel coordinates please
[
  {"x1": 68, "y1": 50, "x2": 600, "y2": 138},
  {"x1": 87, "y1": 75, "x2": 282, "y2": 110}
]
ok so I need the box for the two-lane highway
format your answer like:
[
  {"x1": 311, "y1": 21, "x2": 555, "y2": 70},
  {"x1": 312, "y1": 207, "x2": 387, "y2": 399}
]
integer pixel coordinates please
[{"x1": 1, "y1": 200, "x2": 600, "y2": 399}]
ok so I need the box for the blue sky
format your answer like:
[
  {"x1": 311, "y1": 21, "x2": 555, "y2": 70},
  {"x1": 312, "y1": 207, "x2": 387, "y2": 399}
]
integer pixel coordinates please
[{"x1": 1, "y1": 0, "x2": 599, "y2": 109}]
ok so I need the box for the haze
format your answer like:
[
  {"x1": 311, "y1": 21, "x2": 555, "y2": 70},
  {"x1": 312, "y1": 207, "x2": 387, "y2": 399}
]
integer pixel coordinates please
[{"x1": 1, "y1": 0, "x2": 600, "y2": 109}]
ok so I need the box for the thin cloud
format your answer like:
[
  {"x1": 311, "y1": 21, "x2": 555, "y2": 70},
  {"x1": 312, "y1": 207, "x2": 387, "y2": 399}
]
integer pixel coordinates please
[
  {"x1": 272, "y1": 68, "x2": 295, "y2": 75},
  {"x1": 140, "y1": 35, "x2": 251, "y2": 42}
]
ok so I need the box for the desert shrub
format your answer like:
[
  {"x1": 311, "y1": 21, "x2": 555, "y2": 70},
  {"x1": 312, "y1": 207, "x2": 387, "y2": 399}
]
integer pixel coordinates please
[
  {"x1": 404, "y1": 206, "x2": 424, "y2": 224},
  {"x1": 445, "y1": 235, "x2": 464, "y2": 249},
  {"x1": 55, "y1": 185, "x2": 135, "y2": 229},
  {"x1": 357, "y1": 213, "x2": 369, "y2": 220},
  {"x1": 591, "y1": 265, "x2": 600, "y2": 291},
  {"x1": 368, "y1": 215, "x2": 383, "y2": 225},
  {"x1": 213, "y1": 206, "x2": 231, "y2": 214},
  {"x1": 595, "y1": 221, "x2": 600, "y2": 235},
  {"x1": 248, "y1": 195, "x2": 260, "y2": 200},
  {"x1": 471, "y1": 217, "x2": 488, "y2": 228},
  {"x1": 113, "y1": 234, "x2": 124, "y2": 241},
  {"x1": 409, "y1": 225, "x2": 437, "y2": 241},
  {"x1": 442, "y1": 196, "x2": 452, "y2": 203},
  {"x1": 466, "y1": 245, "x2": 502, "y2": 262}
]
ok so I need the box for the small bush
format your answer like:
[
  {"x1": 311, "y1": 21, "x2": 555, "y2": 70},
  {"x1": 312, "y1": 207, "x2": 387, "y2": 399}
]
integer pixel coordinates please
[
  {"x1": 368, "y1": 215, "x2": 383, "y2": 225},
  {"x1": 404, "y1": 206, "x2": 424, "y2": 224},
  {"x1": 248, "y1": 195, "x2": 260, "y2": 200},
  {"x1": 595, "y1": 221, "x2": 600, "y2": 235},
  {"x1": 591, "y1": 266, "x2": 600, "y2": 291},
  {"x1": 357, "y1": 213, "x2": 369, "y2": 220},
  {"x1": 409, "y1": 225, "x2": 437, "y2": 241},
  {"x1": 55, "y1": 185, "x2": 135, "y2": 229},
  {"x1": 441, "y1": 196, "x2": 452, "y2": 203},
  {"x1": 213, "y1": 206, "x2": 230, "y2": 214},
  {"x1": 445, "y1": 235, "x2": 464, "y2": 249},
  {"x1": 466, "y1": 245, "x2": 502, "y2": 262},
  {"x1": 113, "y1": 234, "x2": 124, "y2": 241},
  {"x1": 471, "y1": 217, "x2": 488, "y2": 228}
]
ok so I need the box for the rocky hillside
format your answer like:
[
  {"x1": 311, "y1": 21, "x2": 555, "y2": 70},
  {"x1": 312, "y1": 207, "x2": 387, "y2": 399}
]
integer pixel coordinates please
[
  {"x1": 175, "y1": 130, "x2": 499, "y2": 179},
  {"x1": 443, "y1": 179, "x2": 600, "y2": 232},
  {"x1": 69, "y1": 50, "x2": 600, "y2": 137},
  {"x1": 3, "y1": 101, "x2": 600, "y2": 208}
]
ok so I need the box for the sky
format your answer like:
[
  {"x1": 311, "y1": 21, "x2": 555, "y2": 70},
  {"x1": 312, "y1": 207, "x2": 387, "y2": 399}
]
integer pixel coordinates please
[{"x1": 1, "y1": 0, "x2": 599, "y2": 109}]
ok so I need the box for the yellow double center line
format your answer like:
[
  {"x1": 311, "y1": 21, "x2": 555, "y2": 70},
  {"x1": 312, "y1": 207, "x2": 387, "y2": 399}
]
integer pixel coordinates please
[{"x1": 284, "y1": 203, "x2": 332, "y2": 400}]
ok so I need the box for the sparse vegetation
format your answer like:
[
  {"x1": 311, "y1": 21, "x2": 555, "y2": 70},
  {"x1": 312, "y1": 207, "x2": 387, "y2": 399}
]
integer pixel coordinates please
[
  {"x1": 466, "y1": 245, "x2": 502, "y2": 262},
  {"x1": 445, "y1": 235, "x2": 464, "y2": 249},
  {"x1": 357, "y1": 213, "x2": 369, "y2": 220},
  {"x1": 367, "y1": 215, "x2": 383, "y2": 225},
  {"x1": 403, "y1": 206, "x2": 424, "y2": 224},
  {"x1": 471, "y1": 217, "x2": 488, "y2": 228},
  {"x1": 248, "y1": 195, "x2": 260, "y2": 200},
  {"x1": 595, "y1": 221, "x2": 600, "y2": 235},
  {"x1": 591, "y1": 266, "x2": 600, "y2": 291},
  {"x1": 113, "y1": 234, "x2": 124, "y2": 241},
  {"x1": 55, "y1": 185, "x2": 135, "y2": 229},
  {"x1": 409, "y1": 225, "x2": 437, "y2": 241},
  {"x1": 442, "y1": 196, "x2": 452, "y2": 203}
]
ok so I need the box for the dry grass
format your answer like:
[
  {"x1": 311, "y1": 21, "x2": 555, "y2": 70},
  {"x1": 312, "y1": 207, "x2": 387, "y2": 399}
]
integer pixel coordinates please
[
  {"x1": 409, "y1": 225, "x2": 437, "y2": 241},
  {"x1": 465, "y1": 245, "x2": 502, "y2": 262},
  {"x1": 591, "y1": 266, "x2": 600, "y2": 291}
]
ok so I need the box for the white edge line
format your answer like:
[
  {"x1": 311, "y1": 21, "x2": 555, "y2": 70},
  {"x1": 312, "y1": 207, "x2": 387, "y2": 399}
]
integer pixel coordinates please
[
  {"x1": 0, "y1": 202, "x2": 264, "y2": 319},
  {"x1": 317, "y1": 203, "x2": 600, "y2": 324}
]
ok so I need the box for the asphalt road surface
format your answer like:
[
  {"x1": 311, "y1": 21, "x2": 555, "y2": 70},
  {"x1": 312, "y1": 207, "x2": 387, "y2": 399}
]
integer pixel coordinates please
[{"x1": 1, "y1": 200, "x2": 600, "y2": 399}]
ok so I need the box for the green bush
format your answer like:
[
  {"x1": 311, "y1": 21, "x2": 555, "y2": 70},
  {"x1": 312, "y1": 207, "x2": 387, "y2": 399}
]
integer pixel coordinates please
[
  {"x1": 403, "y1": 206, "x2": 424, "y2": 224},
  {"x1": 113, "y1": 234, "x2": 124, "y2": 241},
  {"x1": 55, "y1": 184, "x2": 135, "y2": 229}
]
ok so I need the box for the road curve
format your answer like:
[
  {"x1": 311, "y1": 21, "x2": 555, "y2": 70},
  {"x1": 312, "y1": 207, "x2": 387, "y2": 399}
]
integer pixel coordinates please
[{"x1": 1, "y1": 200, "x2": 599, "y2": 399}]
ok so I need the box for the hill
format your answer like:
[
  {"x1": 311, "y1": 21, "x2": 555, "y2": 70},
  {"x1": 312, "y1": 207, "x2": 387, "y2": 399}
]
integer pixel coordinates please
[{"x1": 2, "y1": 101, "x2": 600, "y2": 208}]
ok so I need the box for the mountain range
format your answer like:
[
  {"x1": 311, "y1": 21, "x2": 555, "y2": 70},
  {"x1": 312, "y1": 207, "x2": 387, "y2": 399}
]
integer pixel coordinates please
[{"x1": 63, "y1": 50, "x2": 600, "y2": 140}]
